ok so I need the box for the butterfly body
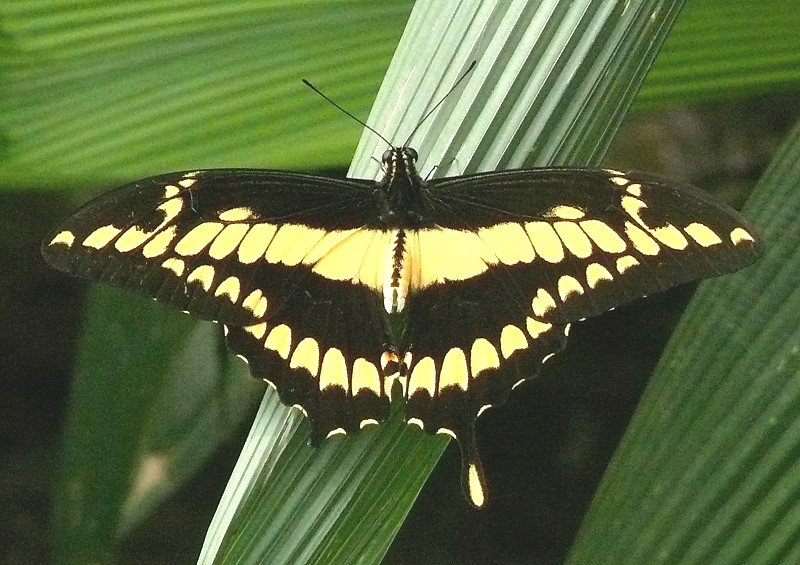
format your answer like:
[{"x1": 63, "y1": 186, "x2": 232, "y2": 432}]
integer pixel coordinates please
[{"x1": 43, "y1": 146, "x2": 760, "y2": 508}]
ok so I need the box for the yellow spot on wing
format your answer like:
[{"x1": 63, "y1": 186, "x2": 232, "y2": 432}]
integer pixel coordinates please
[
  {"x1": 161, "y1": 257, "x2": 185, "y2": 276},
  {"x1": 157, "y1": 197, "x2": 184, "y2": 225},
  {"x1": 175, "y1": 222, "x2": 224, "y2": 256},
  {"x1": 477, "y1": 222, "x2": 535, "y2": 264},
  {"x1": 309, "y1": 229, "x2": 374, "y2": 280},
  {"x1": 381, "y1": 351, "x2": 400, "y2": 376},
  {"x1": 470, "y1": 338, "x2": 500, "y2": 377},
  {"x1": 302, "y1": 228, "x2": 359, "y2": 264},
  {"x1": 238, "y1": 223, "x2": 278, "y2": 264},
  {"x1": 218, "y1": 207, "x2": 255, "y2": 221},
  {"x1": 178, "y1": 177, "x2": 196, "y2": 188},
  {"x1": 554, "y1": 221, "x2": 593, "y2": 258},
  {"x1": 163, "y1": 185, "x2": 179, "y2": 198},
  {"x1": 187, "y1": 264, "x2": 215, "y2": 291},
  {"x1": 214, "y1": 276, "x2": 241, "y2": 302},
  {"x1": 278, "y1": 226, "x2": 328, "y2": 266},
  {"x1": 500, "y1": 325, "x2": 527, "y2": 359},
  {"x1": 625, "y1": 222, "x2": 660, "y2": 255},
  {"x1": 265, "y1": 224, "x2": 315, "y2": 263},
  {"x1": 621, "y1": 195, "x2": 648, "y2": 225},
  {"x1": 626, "y1": 183, "x2": 642, "y2": 196},
  {"x1": 525, "y1": 222, "x2": 565, "y2": 263},
  {"x1": 408, "y1": 356, "x2": 436, "y2": 397},
  {"x1": 531, "y1": 288, "x2": 556, "y2": 317},
  {"x1": 730, "y1": 227, "x2": 754, "y2": 245},
  {"x1": 438, "y1": 348, "x2": 468, "y2": 391},
  {"x1": 407, "y1": 417, "x2": 424, "y2": 429},
  {"x1": 586, "y1": 263, "x2": 613, "y2": 288},
  {"x1": 326, "y1": 428, "x2": 346, "y2": 438},
  {"x1": 264, "y1": 324, "x2": 292, "y2": 359},
  {"x1": 615, "y1": 255, "x2": 639, "y2": 273},
  {"x1": 414, "y1": 229, "x2": 495, "y2": 287},
  {"x1": 244, "y1": 322, "x2": 267, "y2": 339},
  {"x1": 242, "y1": 289, "x2": 263, "y2": 313},
  {"x1": 360, "y1": 418, "x2": 379, "y2": 429},
  {"x1": 468, "y1": 463, "x2": 486, "y2": 507},
  {"x1": 209, "y1": 224, "x2": 250, "y2": 259},
  {"x1": 610, "y1": 176, "x2": 629, "y2": 186},
  {"x1": 358, "y1": 230, "x2": 393, "y2": 290},
  {"x1": 50, "y1": 231, "x2": 75, "y2": 247},
  {"x1": 437, "y1": 428, "x2": 457, "y2": 439},
  {"x1": 685, "y1": 223, "x2": 722, "y2": 247},
  {"x1": 142, "y1": 225, "x2": 177, "y2": 258},
  {"x1": 558, "y1": 275, "x2": 584, "y2": 300},
  {"x1": 253, "y1": 296, "x2": 268, "y2": 318},
  {"x1": 352, "y1": 358, "x2": 381, "y2": 395},
  {"x1": 319, "y1": 348, "x2": 348, "y2": 392},
  {"x1": 290, "y1": 337, "x2": 320, "y2": 377},
  {"x1": 579, "y1": 220, "x2": 627, "y2": 253},
  {"x1": 115, "y1": 226, "x2": 155, "y2": 252},
  {"x1": 526, "y1": 317, "x2": 552, "y2": 338},
  {"x1": 83, "y1": 225, "x2": 121, "y2": 249},
  {"x1": 650, "y1": 223, "x2": 688, "y2": 250},
  {"x1": 546, "y1": 205, "x2": 585, "y2": 219}
]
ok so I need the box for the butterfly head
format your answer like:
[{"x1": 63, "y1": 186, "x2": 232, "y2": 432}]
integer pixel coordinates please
[
  {"x1": 380, "y1": 146, "x2": 422, "y2": 186},
  {"x1": 381, "y1": 146, "x2": 418, "y2": 170}
]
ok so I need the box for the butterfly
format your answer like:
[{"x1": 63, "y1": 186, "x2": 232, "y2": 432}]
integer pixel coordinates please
[{"x1": 42, "y1": 141, "x2": 760, "y2": 507}]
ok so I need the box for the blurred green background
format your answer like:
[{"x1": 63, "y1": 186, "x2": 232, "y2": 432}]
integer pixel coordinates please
[{"x1": 2, "y1": 1, "x2": 800, "y2": 563}]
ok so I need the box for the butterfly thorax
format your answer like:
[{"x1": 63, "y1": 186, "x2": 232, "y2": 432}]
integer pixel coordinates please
[{"x1": 378, "y1": 147, "x2": 429, "y2": 227}]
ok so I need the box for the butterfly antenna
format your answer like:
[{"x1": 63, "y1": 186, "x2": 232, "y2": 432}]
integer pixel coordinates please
[
  {"x1": 302, "y1": 79, "x2": 393, "y2": 148},
  {"x1": 403, "y1": 60, "x2": 476, "y2": 147}
]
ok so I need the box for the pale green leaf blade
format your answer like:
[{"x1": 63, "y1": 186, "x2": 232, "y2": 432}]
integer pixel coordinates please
[{"x1": 203, "y1": 1, "x2": 689, "y2": 563}]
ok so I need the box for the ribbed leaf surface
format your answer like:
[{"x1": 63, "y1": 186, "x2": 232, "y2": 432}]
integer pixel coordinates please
[
  {"x1": 569, "y1": 115, "x2": 800, "y2": 565},
  {"x1": 202, "y1": 1, "x2": 688, "y2": 563}
]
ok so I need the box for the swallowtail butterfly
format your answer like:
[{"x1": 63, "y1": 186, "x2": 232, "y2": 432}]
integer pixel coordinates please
[{"x1": 42, "y1": 85, "x2": 760, "y2": 508}]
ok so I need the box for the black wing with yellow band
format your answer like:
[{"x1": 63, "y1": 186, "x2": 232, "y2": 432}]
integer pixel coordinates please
[
  {"x1": 42, "y1": 150, "x2": 760, "y2": 509},
  {"x1": 43, "y1": 168, "x2": 385, "y2": 325},
  {"x1": 388, "y1": 167, "x2": 759, "y2": 506},
  {"x1": 422, "y1": 167, "x2": 760, "y2": 323},
  {"x1": 43, "y1": 168, "x2": 398, "y2": 439}
]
